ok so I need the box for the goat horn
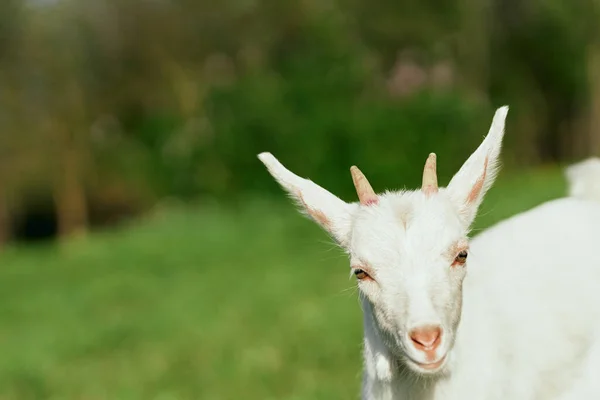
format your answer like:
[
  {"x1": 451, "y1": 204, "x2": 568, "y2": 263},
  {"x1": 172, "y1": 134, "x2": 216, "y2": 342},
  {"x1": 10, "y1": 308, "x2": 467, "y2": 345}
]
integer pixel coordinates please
[
  {"x1": 350, "y1": 166, "x2": 378, "y2": 205},
  {"x1": 422, "y1": 153, "x2": 438, "y2": 196}
]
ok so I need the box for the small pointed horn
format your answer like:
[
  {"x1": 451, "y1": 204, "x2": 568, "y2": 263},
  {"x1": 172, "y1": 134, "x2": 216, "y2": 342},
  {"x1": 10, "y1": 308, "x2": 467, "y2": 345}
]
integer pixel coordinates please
[
  {"x1": 422, "y1": 153, "x2": 438, "y2": 196},
  {"x1": 350, "y1": 166, "x2": 378, "y2": 205}
]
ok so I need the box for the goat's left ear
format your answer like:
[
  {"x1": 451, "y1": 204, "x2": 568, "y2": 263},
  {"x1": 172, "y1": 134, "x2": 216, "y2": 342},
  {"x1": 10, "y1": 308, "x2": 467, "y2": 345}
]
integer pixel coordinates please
[
  {"x1": 258, "y1": 152, "x2": 357, "y2": 247},
  {"x1": 446, "y1": 106, "x2": 509, "y2": 228}
]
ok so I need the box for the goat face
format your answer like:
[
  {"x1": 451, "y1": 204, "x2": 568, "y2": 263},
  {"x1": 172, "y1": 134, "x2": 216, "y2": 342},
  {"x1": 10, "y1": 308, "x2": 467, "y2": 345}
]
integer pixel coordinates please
[{"x1": 350, "y1": 190, "x2": 468, "y2": 374}]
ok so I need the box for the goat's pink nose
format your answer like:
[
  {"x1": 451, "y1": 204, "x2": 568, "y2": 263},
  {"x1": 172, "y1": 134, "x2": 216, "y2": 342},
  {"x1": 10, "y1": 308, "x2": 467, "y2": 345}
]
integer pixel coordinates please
[{"x1": 409, "y1": 325, "x2": 442, "y2": 351}]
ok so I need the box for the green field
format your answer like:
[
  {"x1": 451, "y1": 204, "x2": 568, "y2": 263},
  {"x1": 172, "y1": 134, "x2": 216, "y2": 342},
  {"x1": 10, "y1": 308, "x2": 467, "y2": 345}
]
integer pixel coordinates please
[{"x1": 0, "y1": 167, "x2": 567, "y2": 400}]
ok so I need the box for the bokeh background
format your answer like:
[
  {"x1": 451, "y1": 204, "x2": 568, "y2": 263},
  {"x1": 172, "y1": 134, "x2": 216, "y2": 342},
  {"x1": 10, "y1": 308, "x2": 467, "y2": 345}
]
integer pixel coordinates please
[{"x1": 0, "y1": 0, "x2": 598, "y2": 398}]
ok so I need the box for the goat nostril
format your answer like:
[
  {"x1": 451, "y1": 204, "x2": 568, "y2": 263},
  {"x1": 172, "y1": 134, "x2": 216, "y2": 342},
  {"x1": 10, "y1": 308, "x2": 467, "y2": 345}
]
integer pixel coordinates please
[{"x1": 409, "y1": 326, "x2": 442, "y2": 350}]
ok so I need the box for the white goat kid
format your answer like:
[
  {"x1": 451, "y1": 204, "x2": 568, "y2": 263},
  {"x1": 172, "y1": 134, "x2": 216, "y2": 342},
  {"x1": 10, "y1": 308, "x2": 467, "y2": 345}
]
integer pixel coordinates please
[{"x1": 258, "y1": 106, "x2": 600, "y2": 400}]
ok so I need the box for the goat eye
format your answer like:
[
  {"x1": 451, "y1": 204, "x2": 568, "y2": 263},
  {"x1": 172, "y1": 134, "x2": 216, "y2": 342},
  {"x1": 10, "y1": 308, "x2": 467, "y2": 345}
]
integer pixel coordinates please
[
  {"x1": 454, "y1": 250, "x2": 468, "y2": 265},
  {"x1": 354, "y1": 269, "x2": 371, "y2": 280}
]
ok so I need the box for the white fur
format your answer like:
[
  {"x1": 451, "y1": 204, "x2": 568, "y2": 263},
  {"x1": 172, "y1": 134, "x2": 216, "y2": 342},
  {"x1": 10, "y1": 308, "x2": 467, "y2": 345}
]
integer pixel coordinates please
[
  {"x1": 258, "y1": 106, "x2": 600, "y2": 399},
  {"x1": 565, "y1": 157, "x2": 600, "y2": 203}
]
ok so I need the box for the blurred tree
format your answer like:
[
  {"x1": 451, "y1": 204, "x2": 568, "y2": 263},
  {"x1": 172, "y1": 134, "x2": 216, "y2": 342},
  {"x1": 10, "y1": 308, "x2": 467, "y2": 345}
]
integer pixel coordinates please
[
  {"x1": 456, "y1": 0, "x2": 491, "y2": 98},
  {"x1": 21, "y1": 5, "x2": 92, "y2": 239},
  {"x1": 0, "y1": 0, "x2": 26, "y2": 248},
  {"x1": 585, "y1": 0, "x2": 600, "y2": 156}
]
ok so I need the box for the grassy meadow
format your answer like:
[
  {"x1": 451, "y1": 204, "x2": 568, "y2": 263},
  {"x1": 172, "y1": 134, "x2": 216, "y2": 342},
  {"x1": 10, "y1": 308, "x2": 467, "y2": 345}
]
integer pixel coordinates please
[{"x1": 0, "y1": 166, "x2": 567, "y2": 400}]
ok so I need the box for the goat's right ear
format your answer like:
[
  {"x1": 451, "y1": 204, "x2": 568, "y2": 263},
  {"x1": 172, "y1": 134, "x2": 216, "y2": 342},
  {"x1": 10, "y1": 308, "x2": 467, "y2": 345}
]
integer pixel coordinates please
[
  {"x1": 258, "y1": 152, "x2": 357, "y2": 247},
  {"x1": 446, "y1": 106, "x2": 509, "y2": 228}
]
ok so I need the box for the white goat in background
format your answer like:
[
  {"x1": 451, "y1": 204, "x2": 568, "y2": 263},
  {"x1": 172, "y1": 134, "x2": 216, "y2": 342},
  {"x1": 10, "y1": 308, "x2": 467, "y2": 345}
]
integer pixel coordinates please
[
  {"x1": 258, "y1": 106, "x2": 600, "y2": 400},
  {"x1": 565, "y1": 157, "x2": 600, "y2": 202}
]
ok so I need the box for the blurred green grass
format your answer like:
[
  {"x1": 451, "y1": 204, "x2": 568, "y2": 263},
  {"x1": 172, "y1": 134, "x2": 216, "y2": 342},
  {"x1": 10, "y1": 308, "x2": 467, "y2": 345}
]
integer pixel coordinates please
[{"x1": 0, "y1": 166, "x2": 567, "y2": 400}]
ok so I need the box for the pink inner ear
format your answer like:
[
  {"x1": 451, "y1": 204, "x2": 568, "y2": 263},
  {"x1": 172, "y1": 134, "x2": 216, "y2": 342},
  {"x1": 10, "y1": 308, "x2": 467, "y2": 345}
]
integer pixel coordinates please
[
  {"x1": 467, "y1": 156, "x2": 489, "y2": 204},
  {"x1": 364, "y1": 198, "x2": 379, "y2": 206},
  {"x1": 297, "y1": 190, "x2": 331, "y2": 228},
  {"x1": 308, "y1": 208, "x2": 331, "y2": 227}
]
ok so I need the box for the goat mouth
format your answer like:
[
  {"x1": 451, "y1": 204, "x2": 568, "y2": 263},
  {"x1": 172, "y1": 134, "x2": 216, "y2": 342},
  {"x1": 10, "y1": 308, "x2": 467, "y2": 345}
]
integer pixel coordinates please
[{"x1": 410, "y1": 354, "x2": 447, "y2": 371}]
